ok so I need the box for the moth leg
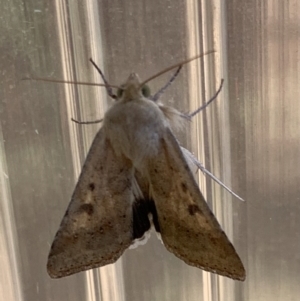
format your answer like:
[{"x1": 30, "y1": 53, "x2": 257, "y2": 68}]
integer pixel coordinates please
[
  {"x1": 70, "y1": 59, "x2": 117, "y2": 124},
  {"x1": 71, "y1": 117, "x2": 103, "y2": 125},
  {"x1": 151, "y1": 66, "x2": 182, "y2": 102},
  {"x1": 70, "y1": 58, "x2": 117, "y2": 124},
  {"x1": 89, "y1": 58, "x2": 117, "y2": 99},
  {"x1": 164, "y1": 79, "x2": 224, "y2": 122},
  {"x1": 181, "y1": 147, "x2": 245, "y2": 202},
  {"x1": 188, "y1": 79, "x2": 224, "y2": 118}
]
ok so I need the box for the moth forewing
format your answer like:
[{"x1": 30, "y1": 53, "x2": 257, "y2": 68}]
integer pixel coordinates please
[
  {"x1": 47, "y1": 128, "x2": 135, "y2": 278},
  {"x1": 146, "y1": 128, "x2": 245, "y2": 281}
]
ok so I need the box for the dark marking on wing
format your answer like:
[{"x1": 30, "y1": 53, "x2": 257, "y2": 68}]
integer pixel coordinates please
[
  {"x1": 132, "y1": 199, "x2": 160, "y2": 239},
  {"x1": 181, "y1": 182, "x2": 187, "y2": 193},
  {"x1": 89, "y1": 183, "x2": 95, "y2": 191},
  {"x1": 79, "y1": 203, "x2": 94, "y2": 215},
  {"x1": 188, "y1": 204, "x2": 201, "y2": 215}
]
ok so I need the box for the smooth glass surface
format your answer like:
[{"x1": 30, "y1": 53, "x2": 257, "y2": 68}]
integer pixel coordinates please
[{"x1": 1, "y1": 1, "x2": 300, "y2": 300}]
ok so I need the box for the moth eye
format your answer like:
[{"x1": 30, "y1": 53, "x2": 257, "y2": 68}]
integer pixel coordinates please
[
  {"x1": 141, "y1": 85, "x2": 151, "y2": 98},
  {"x1": 117, "y1": 88, "x2": 124, "y2": 98}
]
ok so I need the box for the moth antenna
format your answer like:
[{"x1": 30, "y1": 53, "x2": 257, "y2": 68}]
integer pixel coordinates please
[
  {"x1": 140, "y1": 50, "x2": 215, "y2": 87},
  {"x1": 71, "y1": 117, "x2": 103, "y2": 125},
  {"x1": 22, "y1": 76, "x2": 118, "y2": 89},
  {"x1": 24, "y1": 66, "x2": 118, "y2": 127},
  {"x1": 150, "y1": 66, "x2": 182, "y2": 102},
  {"x1": 188, "y1": 79, "x2": 224, "y2": 118},
  {"x1": 89, "y1": 58, "x2": 117, "y2": 99}
]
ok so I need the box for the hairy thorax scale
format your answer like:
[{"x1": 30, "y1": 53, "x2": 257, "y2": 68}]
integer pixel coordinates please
[{"x1": 103, "y1": 74, "x2": 168, "y2": 168}]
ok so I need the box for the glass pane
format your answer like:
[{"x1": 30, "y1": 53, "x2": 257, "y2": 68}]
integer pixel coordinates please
[{"x1": 1, "y1": 1, "x2": 299, "y2": 301}]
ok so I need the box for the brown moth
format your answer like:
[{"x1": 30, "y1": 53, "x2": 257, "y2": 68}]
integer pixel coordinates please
[{"x1": 47, "y1": 51, "x2": 246, "y2": 281}]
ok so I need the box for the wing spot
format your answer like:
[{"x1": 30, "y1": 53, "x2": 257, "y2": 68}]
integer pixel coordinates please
[
  {"x1": 188, "y1": 204, "x2": 201, "y2": 215},
  {"x1": 89, "y1": 183, "x2": 95, "y2": 191},
  {"x1": 80, "y1": 203, "x2": 94, "y2": 215},
  {"x1": 181, "y1": 182, "x2": 188, "y2": 193}
]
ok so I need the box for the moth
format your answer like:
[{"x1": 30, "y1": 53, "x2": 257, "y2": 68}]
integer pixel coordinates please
[{"x1": 46, "y1": 51, "x2": 246, "y2": 281}]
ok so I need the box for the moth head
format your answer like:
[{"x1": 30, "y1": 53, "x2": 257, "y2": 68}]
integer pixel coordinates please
[{"x1": 117, "y1": 73, "x2": 151, "y2": 100}]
